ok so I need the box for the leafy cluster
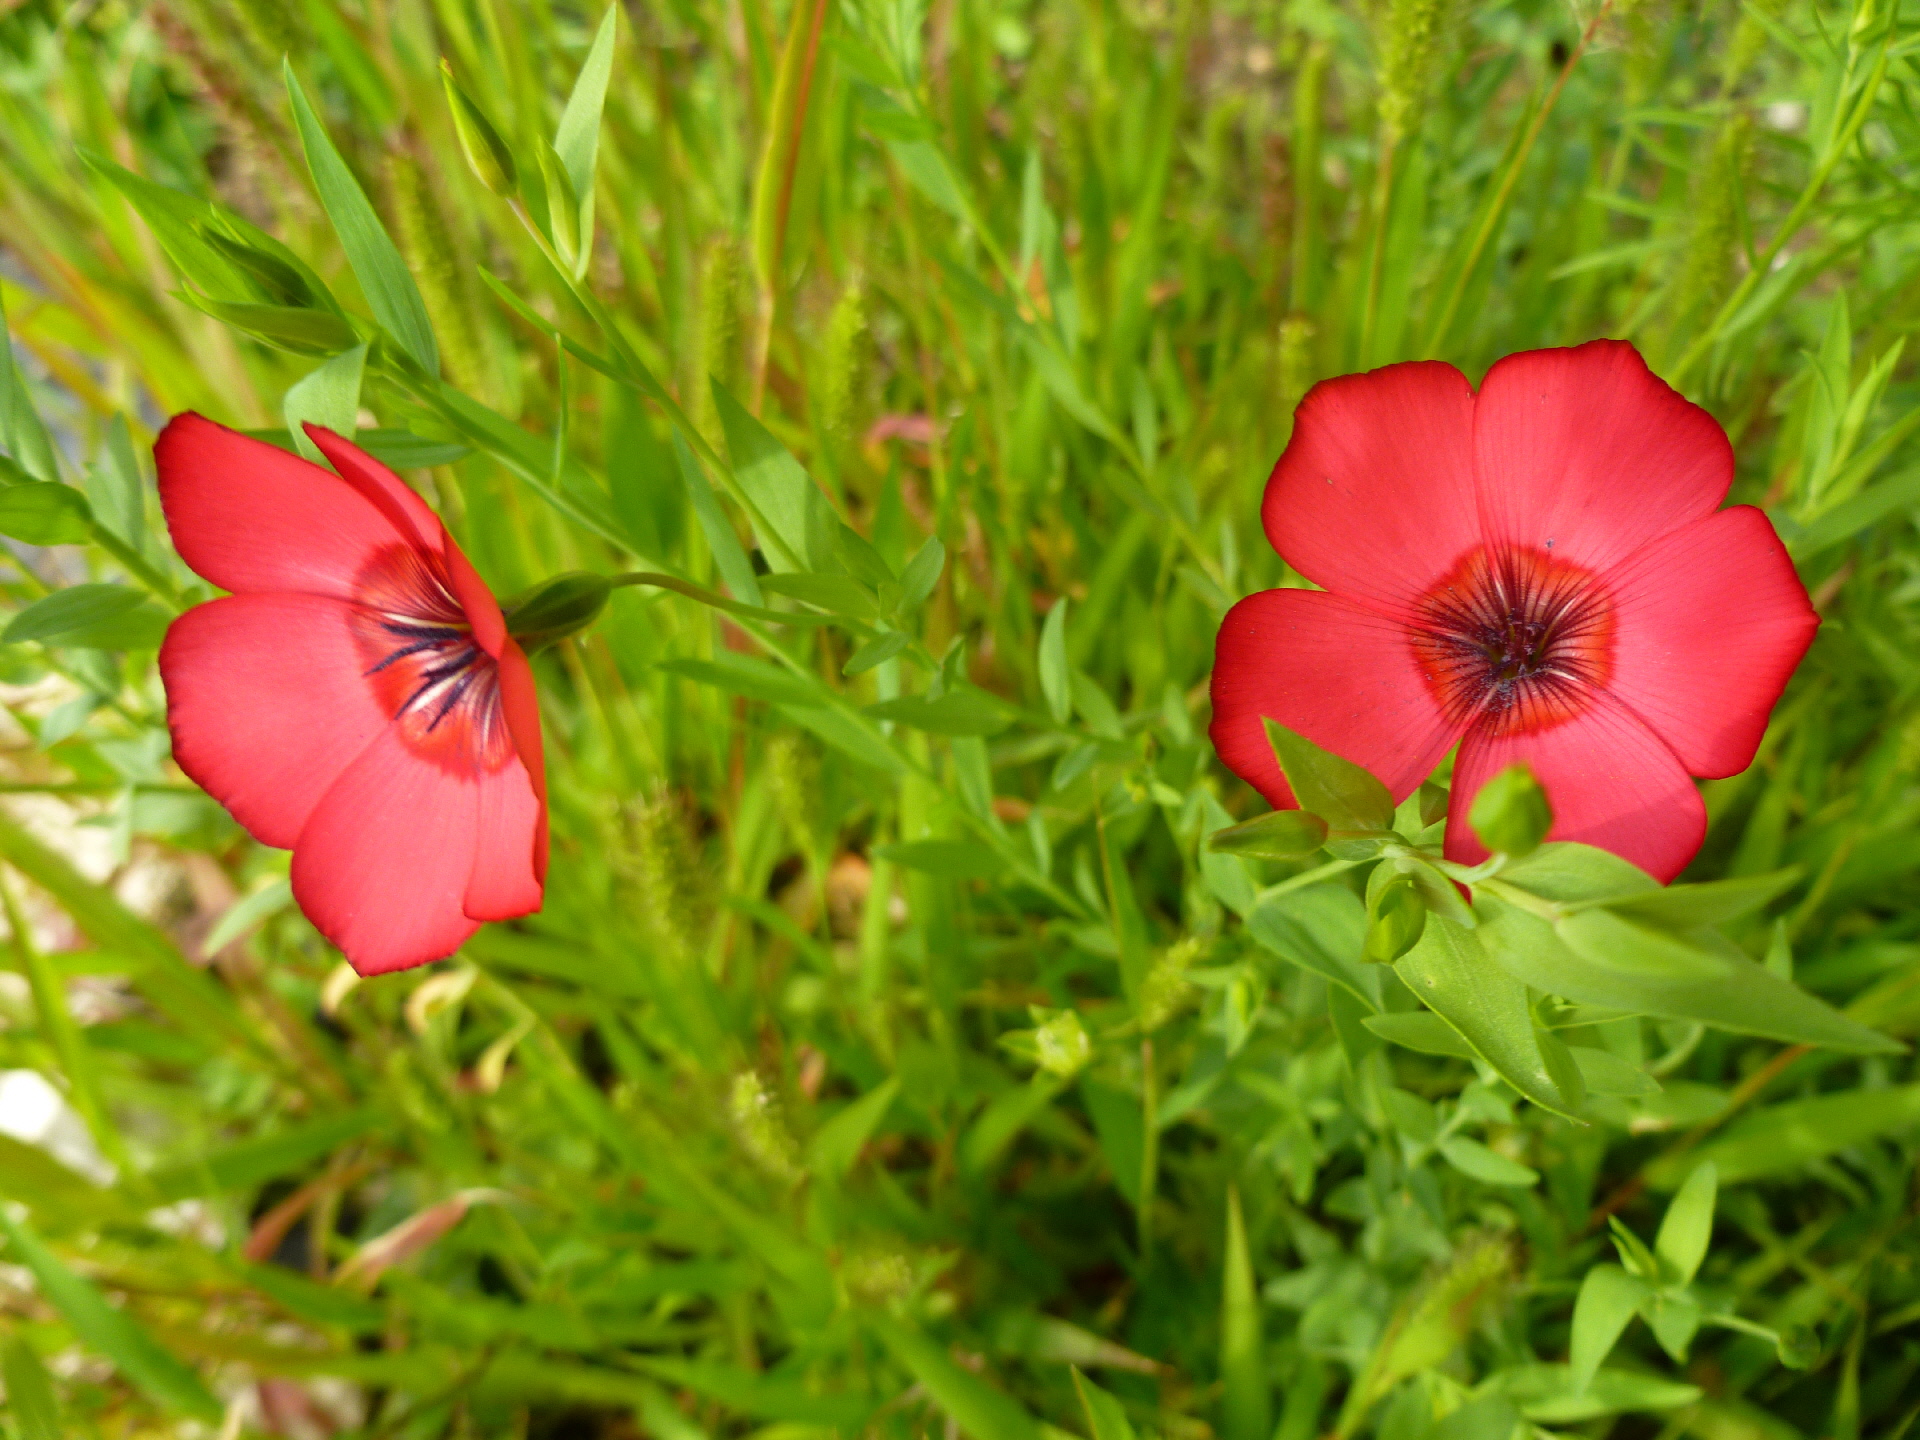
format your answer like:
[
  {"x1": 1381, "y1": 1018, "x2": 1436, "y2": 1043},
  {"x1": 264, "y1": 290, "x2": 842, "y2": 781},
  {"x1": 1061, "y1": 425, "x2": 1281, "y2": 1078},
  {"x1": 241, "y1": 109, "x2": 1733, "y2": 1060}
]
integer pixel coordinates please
[{"x1": 2, "y1": 1, "x2": 1920, "y2": 1439}]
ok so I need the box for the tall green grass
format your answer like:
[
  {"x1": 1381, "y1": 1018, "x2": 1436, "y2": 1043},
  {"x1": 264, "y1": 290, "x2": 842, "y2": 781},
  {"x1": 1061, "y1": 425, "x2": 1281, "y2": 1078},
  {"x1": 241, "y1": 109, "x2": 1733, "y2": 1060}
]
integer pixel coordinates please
[{"x1": 2, "y1": 0, "x2": 1919, "y2": 1436}]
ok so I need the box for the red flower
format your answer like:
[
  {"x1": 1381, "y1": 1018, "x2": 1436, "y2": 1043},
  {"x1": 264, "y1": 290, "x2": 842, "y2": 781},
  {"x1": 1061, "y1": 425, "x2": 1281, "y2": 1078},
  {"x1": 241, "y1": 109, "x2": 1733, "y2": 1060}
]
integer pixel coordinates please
[
  {"x1": 156, "y1": 416, "x2": 547, "y2": 974},
  {"x1": 1210, "y1": 340, "x2": 1817, "y2": 882}
]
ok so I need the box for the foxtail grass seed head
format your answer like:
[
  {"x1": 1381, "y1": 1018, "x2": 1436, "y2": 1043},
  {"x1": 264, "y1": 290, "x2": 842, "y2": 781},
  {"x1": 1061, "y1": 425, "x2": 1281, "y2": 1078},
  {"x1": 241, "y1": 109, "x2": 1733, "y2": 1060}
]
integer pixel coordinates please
[
  {"x1": 388, "y1": 152, "x2": 491, "y2": 399},
  {"x1": 629, "y1": 789, "x2": 706, "y2": 966},
  {"x1": 817, "y1": 277, "x2": 868, "y2": 446},
  {"x1": 691, "y1": 235, "x2": 740, "y2": 438},
  {"x1": 766, "y1": 732, "x2": 821, "y2": 856},
  {"x1": 1139, "y1": 937, "x2": 1200, "y2": 1033},
  {"x1": 1378, "y1": 0, "x2": 1455, "y2": 143},
  {"x1": 728, "y1": 1069, "x2": 801, "y2": 1183}
]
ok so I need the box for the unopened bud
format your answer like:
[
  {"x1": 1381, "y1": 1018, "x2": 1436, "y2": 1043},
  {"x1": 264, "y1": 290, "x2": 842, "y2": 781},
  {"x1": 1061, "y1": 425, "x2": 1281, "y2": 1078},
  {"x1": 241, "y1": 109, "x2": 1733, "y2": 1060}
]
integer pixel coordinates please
[
  {"x1": 504, "y1": 571, "x2": 610, "y2": 652},
  {"x1": 1365, "y1": 868, "x2": 1428, "y2": 963},
  {"x1": 1469, "y1": 763, "x2": 1553, "y2": 857},
  {"x1": 440, "y1": 59, "x2": 518, "y2": 197}
]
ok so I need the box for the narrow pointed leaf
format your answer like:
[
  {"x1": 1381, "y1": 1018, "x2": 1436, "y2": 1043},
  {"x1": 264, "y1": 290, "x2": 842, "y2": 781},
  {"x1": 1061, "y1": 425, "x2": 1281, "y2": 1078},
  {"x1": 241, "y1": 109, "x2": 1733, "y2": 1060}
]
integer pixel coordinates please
[{"x1": 285, "y1": 61, "x2": 439, "y2": 374}]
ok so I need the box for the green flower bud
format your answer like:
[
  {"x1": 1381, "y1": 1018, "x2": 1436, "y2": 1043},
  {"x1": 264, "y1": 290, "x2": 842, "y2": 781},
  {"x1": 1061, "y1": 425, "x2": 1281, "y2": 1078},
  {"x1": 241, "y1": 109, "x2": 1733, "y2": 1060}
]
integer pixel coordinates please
[
  {"x1": 440, "y1": 58, "x2": 518, "y2": 197},
  {"x1": 504, "y1": 571, "x2": 611, "y2": 652},
  {"x1": 1364, "y1": 868, "x2": 1428, "y2": 963},
  {"x1": 535, "y1": 141, "x2": 580, "y2": 271},
  {"x1": 1468, "y1": 763, "x2": 1554, "y2": 858}
]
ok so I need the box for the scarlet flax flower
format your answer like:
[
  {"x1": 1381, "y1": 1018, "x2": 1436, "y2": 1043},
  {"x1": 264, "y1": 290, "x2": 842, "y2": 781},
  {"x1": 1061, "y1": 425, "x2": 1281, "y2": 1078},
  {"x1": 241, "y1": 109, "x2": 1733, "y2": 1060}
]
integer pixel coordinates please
[
  {"x1": 1211, "y1": 340, "x2": 1817, "y2": 882},
  {"x1": 157, "y1": 416, "x2": 546, "y2": 973}
]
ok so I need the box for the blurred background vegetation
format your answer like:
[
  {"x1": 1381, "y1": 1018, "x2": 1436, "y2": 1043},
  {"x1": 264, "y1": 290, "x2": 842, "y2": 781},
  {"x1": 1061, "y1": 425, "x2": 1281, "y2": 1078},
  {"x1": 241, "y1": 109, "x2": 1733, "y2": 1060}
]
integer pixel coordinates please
[{"x1": 3, "y1": 0, "x2": 1920, "y2": 1436}]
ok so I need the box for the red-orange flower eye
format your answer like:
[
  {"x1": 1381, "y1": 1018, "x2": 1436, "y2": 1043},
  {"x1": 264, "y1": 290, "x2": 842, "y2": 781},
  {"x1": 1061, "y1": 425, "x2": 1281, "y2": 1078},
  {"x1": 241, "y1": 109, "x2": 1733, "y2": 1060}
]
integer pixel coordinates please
[
  {"x1": 350, "y1": 546, "x2": 516, "y2": 774},
  {"x1": 1410, "y1": 544, "x2": 1614, "y2": 737}
]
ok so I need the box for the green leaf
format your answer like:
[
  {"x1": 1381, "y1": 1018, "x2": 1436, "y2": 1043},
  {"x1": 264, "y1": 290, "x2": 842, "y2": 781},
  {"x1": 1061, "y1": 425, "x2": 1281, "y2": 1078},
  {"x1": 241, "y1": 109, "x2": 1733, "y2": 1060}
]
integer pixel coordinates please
[
  {"x1": 1395, "y1": 914, "x2": 1572, "y2": 1116},
  {"x1": 834, "y1": 523, "x2": 895, "y2": 587},
  {"x1": 674, "y1": 431, "x2": 763, "y2": 605},
  {"x1": 0, "y1": 483, "x2": 92, "y2": 545},
  {"x1": 1597, "y1": 867, "x2": 1803, "y2": 929},
  {"x1": 872, "y1": 839, "x2": 1005, "y2": 879},
  {"x1": 1219, "y1": 1187, "x2": 1269, "y2": 1440},
  {"x1": 90, "y1": 414, "x2": 147, "y2": 557},
  {"x1": 1568, "y1": 1264, "x2": 1650, "y2": 1396},
  {"x1": 658, "y1": 654, "x2": 817, "y2": 707},
  {"x1": 1469, "y1": 763, "x2": 1552, "y2": 857},
  {"x1": 180, "y1": 294, "x2": 362, "y2": 356},
  {"x1": 1, "y1": 289, "x2": 59, "y2": 483},
  {"x1": 1484, "y1": 1365, "x2": 1700, "y2": 1424},
  {"x1": 844, "y1": 630, "x2": 909, "y2": 675},
  {"x1": 203, "y1": 877, "x2": 294, "y2": 956},
  {"x1": 0, "y1": 1208, "x2": 222, "y2": 1421},
  {"x1": 1655, "y1": 1163, "x2": 1716, "y2": 1284},
  {"x1": 759, "y1": 572, "x2": 878, "y2": 619},
  {"x1": 1262, "y1": 718, "x2": 1394, "y2": 832},
  {"x1": 1247, "y1": 884, "x2": 1378, "y2": 1008},
  {"x1": 1361, "y1": 1011, "x2": 1477, "y2": 1058},
  {"x1": 866, "y1": 685, "x2": 1015, "y2": 736},
  {"x1": 1569, "y1": 1045, "x2": 1659, "y2": 1098},
  {"x1": 898, "y1": 535, "x2": 945, "y2": 610},
  {"x1": 869, "y1": 1314, "x2": 1043, "y2": 1440},
  {"x1": 1477, "y1": 890, "x2": 1900, "y2": 1054},
  {"x1": 553, "y1": 5, "x2": 618, "y2": 275},
  {"x1": 4, "y1": 585, "x2": 168, "y2": 650},
  {"x1": 2, "y1": 1336, "x2": 63, "y2": 1440},
  {"x1": 712, "y1": 379, "x2": 835, "y2": 572},
  {"x1": 808, "y1": 1077, "x2": 899, "y2": 1181},
  {"x1": 285, "y1": 61, "x2": 439, "y2": 375},
  {"x1": 284, "y1": 342, "x2": 368, "y2": 465},
  {"x1": 1039, "y1": 598, "x2": 1071, "y2": 725},
  {"x1": 1207, "y1": 808, "x2": 1329, "y2": 859},
  {"x1": 1649, "y1": 1085, "x2": 1920, "y2": 1188},
  {"x1": 1072, "y1": 1368, "x2": 1139, "y2": 1440},
  {"x1": 1438, "y1": 1135, "x2": 1539, "y2": 1187}
]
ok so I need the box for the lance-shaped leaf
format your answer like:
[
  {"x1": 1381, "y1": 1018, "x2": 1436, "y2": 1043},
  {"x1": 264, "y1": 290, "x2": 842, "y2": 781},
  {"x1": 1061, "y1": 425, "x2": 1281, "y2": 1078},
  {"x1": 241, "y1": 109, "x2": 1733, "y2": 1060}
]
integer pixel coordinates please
[
  {"x1": 284, "y1": 343, "x2": 368, "y2": 465},
  {"x1": 1475, "y1": 885, "x2": 1899, "y2": 1054},
  {"x1": 1208, "y1": 808, "x2": 1329, "y2": 859},
  {"x1": 1395, "y1": 913, "x2": 1573, "y2": 1116},
  {"x1": 1263, "y1": 717, "x2": 1395, "y2": 832},
  {"x1": 1569, "y1": 1265, "x2": 1651, "y2": 1396},
  {"x1": 553, "y1": 5, "x2": 618, "y2": 276},
  {"x1": 285, "y1": 61, "x2": 439, "y2": 375}
]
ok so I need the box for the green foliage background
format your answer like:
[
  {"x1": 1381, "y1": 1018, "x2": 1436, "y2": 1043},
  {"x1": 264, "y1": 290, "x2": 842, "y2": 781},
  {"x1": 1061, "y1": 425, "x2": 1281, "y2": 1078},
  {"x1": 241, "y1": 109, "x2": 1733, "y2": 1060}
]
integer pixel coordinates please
[{"x1": 2, "y1": 0, "x2": 1919, "y2": 1436}]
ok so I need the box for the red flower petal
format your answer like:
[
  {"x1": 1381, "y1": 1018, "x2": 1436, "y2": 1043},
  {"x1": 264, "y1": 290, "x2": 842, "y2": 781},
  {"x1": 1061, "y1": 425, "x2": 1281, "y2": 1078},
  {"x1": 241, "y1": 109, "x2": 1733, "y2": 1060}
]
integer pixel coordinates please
[
  {"x1": 440, "y1": 526, "x2": 509, "y2": 657},
  {"x1": 1210, "y1": 588, "x2": 1461, "y2": 808},
  {"x1": 1603, "y1": 506, "x2": 1818, "y2": 778},
  {"x1": 1446, "y1": 693, "x2": 1707, "y2": 883},
  {"x1": 1264, "y1": 361, "x2": 1481, "y2": 612},
  {"x1": 466, "y1": 756, "x2": 544, "y2": 921},
  {"x1": 291, "y1": 726, "x2": 485, "y2": 975},
  {"x1": 301, "y1": 423, "x2": 446, "y2": 560},
  {"x1": 1473, "y1": 340, "x2": 1731, "y2": 575},
  {"x1": 160, "y1": 595, "x2": 392, "y2": 848},
  {"x1": 157, "y1": 415, "x2": 422, "y2": 599}
]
